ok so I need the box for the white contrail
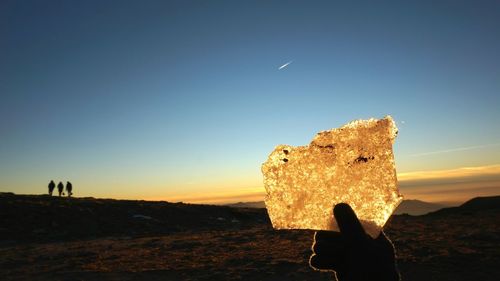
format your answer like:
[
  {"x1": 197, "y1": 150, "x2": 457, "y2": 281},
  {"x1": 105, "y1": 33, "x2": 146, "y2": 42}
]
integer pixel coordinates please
[
  {"x1": 278, "y1": 60, "x2": 293, "y2": 70},
  {"x1": 410, "y1": 143, "x2": 500, "y2": 157}
]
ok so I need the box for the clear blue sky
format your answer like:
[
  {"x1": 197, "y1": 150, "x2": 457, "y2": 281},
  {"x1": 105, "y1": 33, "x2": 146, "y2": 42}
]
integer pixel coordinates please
[{"x1": 1, "y1": 0, "x2": 499, "y2": 201}]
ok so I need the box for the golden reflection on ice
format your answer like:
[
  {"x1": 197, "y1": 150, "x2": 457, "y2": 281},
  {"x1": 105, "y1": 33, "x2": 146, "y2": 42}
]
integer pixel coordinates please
[{"x1": 261, "y1": 116, "x2": 403, "y2": 238}]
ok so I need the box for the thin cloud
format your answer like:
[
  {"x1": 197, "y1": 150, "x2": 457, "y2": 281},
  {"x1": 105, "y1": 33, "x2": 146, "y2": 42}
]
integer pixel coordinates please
[
  {"x1": 397, "y1": 165, "x2": 500, "y2": 204},
  {"x1": 397, "y1": 164, "x2": 500, "y2": 181},
  {"x1": 278, "y1": 60, "x2": 293, "y2": 70},
  {"x1": 410, "y1": 143, "x2": 500, "y2": 157},
  {"x1": 162, "y1": 190, "x2": 265, "y2": 204}
]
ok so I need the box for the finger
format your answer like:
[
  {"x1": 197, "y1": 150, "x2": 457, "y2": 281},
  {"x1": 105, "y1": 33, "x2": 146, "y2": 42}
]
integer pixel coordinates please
[
  {"x1": 375, "y1": 231, "x2": 397, "y2": 258},
  {"x1": 314, "y1": 230, "x2": 342, "y2": 241},
  {"x1": 312, "y1": 241, "x2": 346, "y2": 256},
  {"x1": 376, "y1": 231, "x2": 392, "y2": 243},
  {"x1": 376, "y1": 231, "x2": 396, "y2": 249},
  {"x1": 312, "y1": 231, "x2": 346, "y2": 255},
  {"x1": 309, "y1": 254, "x2": 339, "y2": 271},
  {"x1": 333, "y1": 203, "x2": 366, "y2": 241}
]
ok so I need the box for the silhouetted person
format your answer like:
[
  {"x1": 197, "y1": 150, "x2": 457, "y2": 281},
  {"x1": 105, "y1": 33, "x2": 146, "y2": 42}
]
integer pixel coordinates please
[
  {"x1": 310, "y1": 203, "x2": 400, "y2": 281},
  {"x1": 57, "y1": 181, "x2": 64, "y2": 197},
  {"x1": 66, "y1": 181, "x2": 73, "y2": 197},
  {"x1": 48, "y1": 180, "x2": 55, "y2": 196}
]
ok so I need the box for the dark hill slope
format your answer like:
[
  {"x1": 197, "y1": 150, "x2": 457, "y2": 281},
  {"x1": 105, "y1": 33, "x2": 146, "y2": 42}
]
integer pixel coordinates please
[
  {"x1": 427, "y1": 195, "x2": 500, "y2": 216},
  {"x1": 460, "y1": 195, "x2": 500, "y2": 210},
  {"x1": 0, "y1": 193, "x2": 269, "y2": 242}
]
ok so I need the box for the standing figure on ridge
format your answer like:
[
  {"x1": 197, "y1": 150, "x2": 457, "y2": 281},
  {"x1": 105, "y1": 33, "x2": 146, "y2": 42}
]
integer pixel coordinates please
[
  {"x1": 57, "y1": 181, "x2": 64, "y2": 197},
  {"x1": 48, "y1": 180, "x2": 55, "y2": 195},
  {"x1": 66, "y1": 181, "x2": 73, "y2": 197}
]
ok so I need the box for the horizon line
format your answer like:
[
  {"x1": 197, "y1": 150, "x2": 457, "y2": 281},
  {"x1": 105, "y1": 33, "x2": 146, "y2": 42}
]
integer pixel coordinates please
[{"x1": 2, "y1": 164, "x2": 499, "y2": 205}]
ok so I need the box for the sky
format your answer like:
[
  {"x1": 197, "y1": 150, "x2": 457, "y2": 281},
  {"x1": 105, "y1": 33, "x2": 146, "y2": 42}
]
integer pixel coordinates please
[{"x1": 1, "y1": 0, "x2": 499, "y2": 204}]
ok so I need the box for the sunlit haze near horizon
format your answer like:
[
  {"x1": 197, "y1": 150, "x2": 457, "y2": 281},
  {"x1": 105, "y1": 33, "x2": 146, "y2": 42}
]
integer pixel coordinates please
[{"x1": 1, "y1": 0, "x2": 499, "y2": 204}]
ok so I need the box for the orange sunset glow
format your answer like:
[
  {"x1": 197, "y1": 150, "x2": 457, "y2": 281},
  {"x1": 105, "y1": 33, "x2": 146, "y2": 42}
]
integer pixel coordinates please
[{"x1": 2, "y1": 1, "x2": 500, "y2": 281}]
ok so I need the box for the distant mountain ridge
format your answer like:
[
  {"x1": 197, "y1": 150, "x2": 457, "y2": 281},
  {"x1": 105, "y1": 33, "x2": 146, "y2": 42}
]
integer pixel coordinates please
[
  {"x1": 394, "y1": 199, "x2": 447, "y2": 215},
  {"x1": 225, "y1": 199, "x2": 461, "y2": 216},
  {"x1": 2, "y1": 192, "x2": 498, "y2": 243},
  {"x1": 226, "y1": 201, "x2": 266, "y2": 209}
]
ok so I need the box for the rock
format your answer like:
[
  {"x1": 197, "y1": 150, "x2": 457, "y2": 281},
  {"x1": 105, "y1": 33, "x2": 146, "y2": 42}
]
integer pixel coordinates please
[{"x1": 132, "y1": 214, "x2": 153, "y2": 220}]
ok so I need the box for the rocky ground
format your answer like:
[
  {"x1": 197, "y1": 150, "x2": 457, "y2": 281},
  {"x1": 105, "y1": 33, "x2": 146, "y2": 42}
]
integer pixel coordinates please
[{"x1": 1, "y1": 193, "x2": 499, "y2": 281}]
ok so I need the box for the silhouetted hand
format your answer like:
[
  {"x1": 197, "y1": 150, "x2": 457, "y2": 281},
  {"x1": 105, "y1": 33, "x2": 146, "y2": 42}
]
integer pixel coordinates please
[{"x1": 309, "y1": 203, "x2": 400, "y2": 281}]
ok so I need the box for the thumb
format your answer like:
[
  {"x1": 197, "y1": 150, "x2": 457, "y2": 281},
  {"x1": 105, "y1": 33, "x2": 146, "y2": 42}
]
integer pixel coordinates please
[{"x1": 334, "y1": 203, "x2": 366, "y2": 241}]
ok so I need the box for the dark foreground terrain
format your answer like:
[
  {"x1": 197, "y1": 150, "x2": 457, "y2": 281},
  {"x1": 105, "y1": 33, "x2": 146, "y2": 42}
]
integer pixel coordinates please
[{"x1": 1, "y1": 193, "x2": 499, "y2": 281}]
